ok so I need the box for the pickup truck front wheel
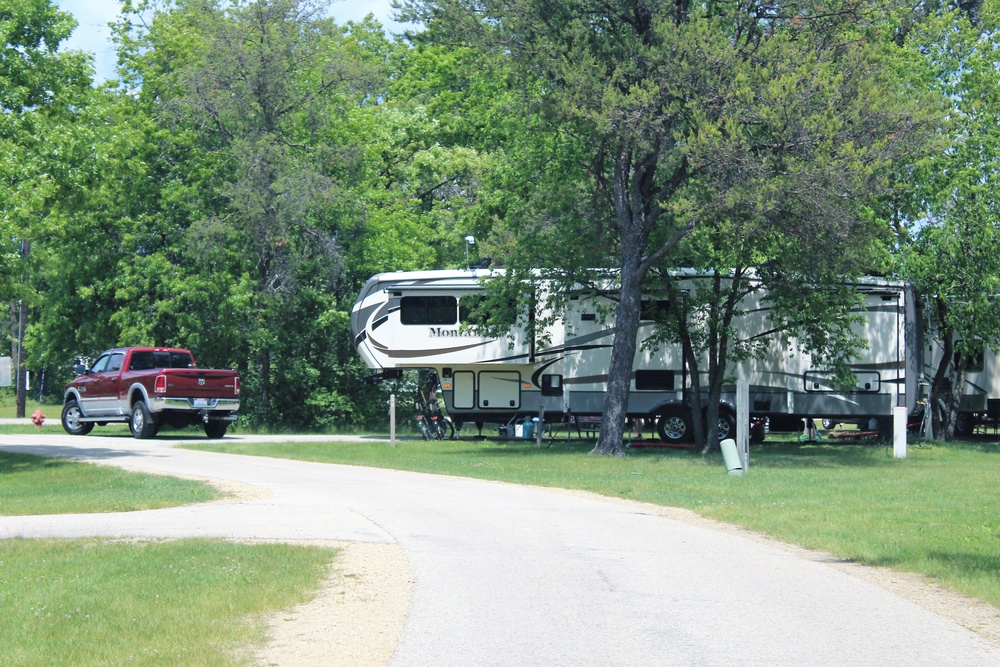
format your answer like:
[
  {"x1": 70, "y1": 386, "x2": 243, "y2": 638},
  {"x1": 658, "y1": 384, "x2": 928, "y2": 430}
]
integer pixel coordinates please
[
  {"x1": 130, "y1": 401, "x2": 158, "y2": 439},
  {"x1": 61, "y1": 400, "x2": 94, "y2": 436}
]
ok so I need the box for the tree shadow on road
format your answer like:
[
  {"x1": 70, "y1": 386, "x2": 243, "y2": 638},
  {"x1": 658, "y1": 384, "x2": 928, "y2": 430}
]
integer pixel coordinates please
[{"x1": 0, "y1": 445, "x2": 149, "y2": 465}]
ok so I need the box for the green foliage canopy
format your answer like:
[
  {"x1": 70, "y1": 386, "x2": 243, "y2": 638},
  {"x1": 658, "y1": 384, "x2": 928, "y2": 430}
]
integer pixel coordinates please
[{"x1": 400, "y1": 0, "x2": 939, "y2": 452}]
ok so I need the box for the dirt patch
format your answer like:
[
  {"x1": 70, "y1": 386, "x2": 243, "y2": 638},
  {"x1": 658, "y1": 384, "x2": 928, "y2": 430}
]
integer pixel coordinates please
[
  {"x1": 115, "y1": 465, "x2": 274, "y2": 503},
  {"x1": 254, "y1": 541, "x2": 412, "y2": 667},
  {"x1": 203, "y1": 477, "x2": 273, "y2": 502}
]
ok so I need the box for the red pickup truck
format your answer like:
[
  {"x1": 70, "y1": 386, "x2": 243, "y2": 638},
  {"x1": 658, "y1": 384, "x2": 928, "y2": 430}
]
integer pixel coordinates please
[{"x1": 61, "y1": 347, "x2": 240, "y2": 439}]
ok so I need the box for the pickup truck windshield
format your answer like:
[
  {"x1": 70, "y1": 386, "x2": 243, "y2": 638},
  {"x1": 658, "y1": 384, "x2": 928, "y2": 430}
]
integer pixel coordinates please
[{"x1": 128, "y1": 351, "x2": 194, "y2": 371}]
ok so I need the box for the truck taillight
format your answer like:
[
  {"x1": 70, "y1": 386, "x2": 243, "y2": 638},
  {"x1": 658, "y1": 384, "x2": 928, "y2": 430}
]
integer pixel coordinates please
[
  {"x1": 154, "y1": 375, "x2": 167, "y2": 394},
  {"x1": 235, "y1": 377, "x2": 241, "y2": 396}
]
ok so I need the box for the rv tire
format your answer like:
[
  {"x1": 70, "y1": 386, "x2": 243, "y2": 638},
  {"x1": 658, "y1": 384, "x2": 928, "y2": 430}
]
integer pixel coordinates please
[
  {"x1": 656, "y1": 406, "x2": 691, "y2": 444},
  {"x1": 955, "y1": 412, "x2": 975, "y2": 437},
  {"x1": 709, "y1": 409, "x2": 737, "y2": 441},
  {"x1": 874, "y1": 416, "x2": 893, "y2": 442}
]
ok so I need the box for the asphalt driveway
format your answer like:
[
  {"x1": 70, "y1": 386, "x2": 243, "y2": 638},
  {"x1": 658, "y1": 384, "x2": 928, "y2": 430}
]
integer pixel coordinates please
[{"x1": 1, "y1": 432, "x2": 998, "y2": 666}]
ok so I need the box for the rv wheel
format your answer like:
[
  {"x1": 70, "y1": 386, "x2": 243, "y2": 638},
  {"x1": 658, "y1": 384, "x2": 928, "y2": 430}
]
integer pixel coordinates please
[
  {"x1": 955, "y1": 412, "x2": 976, "y2": 437},
  {"x1": 714, "y1": 411, "x2": 737, "y2": 441},
  {"x1": 656, "y1": 407, "x2": 691, "y2": 444}
]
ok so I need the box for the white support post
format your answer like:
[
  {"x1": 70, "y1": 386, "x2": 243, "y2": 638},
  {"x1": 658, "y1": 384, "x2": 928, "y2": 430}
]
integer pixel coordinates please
[
  {"x1": 737, "y1": 379, "x2": 749, "y2": 472},
  {"x1": 390, "y1": 394, "x2": 396, "y2": 448},
  {"x1": 893, "y1": 406, "x2": 906, "y2": 459}
]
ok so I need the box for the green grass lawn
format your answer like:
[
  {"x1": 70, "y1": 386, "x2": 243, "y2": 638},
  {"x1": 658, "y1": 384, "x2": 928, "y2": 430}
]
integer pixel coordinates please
[
  {"x1": 0, "y1": 451, "x2": 218, "y2": 514},
  {"x1": 0, "y1": 538, "x2": 333, "y2": 667},
  {"x1": 0, "y1": 398, "x2": 54, "y2": 419},
  {"x1": 0, "y1": 451, "x2": 335, "y2": 666},
  {"x1": 186, "y1": 434, "x2": 1000, "y2": 610}
]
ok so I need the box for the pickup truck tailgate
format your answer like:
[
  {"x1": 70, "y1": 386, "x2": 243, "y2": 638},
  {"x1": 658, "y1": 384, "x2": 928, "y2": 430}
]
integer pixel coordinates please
[{"x1": 161, "y1": 369, "x2": 240, "y2": 397}]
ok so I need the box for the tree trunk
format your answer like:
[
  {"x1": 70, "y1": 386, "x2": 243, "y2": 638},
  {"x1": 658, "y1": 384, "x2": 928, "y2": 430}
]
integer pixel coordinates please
[
  {"x1": 929, "y1": 297, "x2": 955, "y2": 441},
  {"x1": 15, "y1": 298, "x2": 27, "y2": 418},
  {"x1": 592, "y1": 248, "x2": 644, "y2": 456},
  {"x1": 700, "y1": 271, "x2": 742, "y2": 453},
  {"x1": 681, "y1": 325, "x2": 705, "y2": 448},
  {"x1": 592, "y1": 144, "x2": 652, "y2": 455},
  {"x1": 15, "y1": 239, "x2": 30, "y2": 418},
  {"x1": 944, "y1": 359, "x2": 968, "y2": 441}
]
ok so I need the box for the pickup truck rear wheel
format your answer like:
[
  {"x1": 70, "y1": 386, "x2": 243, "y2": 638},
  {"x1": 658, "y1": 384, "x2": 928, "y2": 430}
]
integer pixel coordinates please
[
  {"x1": 61, "y1": 400, "x2": 94, "y2": 436},
  {"x1": 204, "y1": 421, "x2": 228, "y2": 439},
  {"x1": 130, "y1": 401, "x2": 158, "y2": 439}
]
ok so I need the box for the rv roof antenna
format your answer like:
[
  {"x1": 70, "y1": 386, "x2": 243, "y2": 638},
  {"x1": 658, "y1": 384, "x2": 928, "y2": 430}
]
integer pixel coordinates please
[{"x1": 464, "y1": 235, "x2": 476, "y2": 269}]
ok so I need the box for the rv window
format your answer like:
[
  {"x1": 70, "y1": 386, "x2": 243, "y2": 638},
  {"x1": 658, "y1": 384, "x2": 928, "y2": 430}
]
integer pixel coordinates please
[
  {"x1": 955, "y1": 347, "x2": 985, "y2": 373},
  {"x1": 640, "y1": 299, "x2": 671, "y2": 321},
  {"x1": 459, "y1": 294, "x2": 486, "y2": 325},
  {"x1": 400, "y1": 296, "x2": 458, "y2": 325},
  {"x1": 635, "y1": 370, "x2": 674, "y2": 391}
]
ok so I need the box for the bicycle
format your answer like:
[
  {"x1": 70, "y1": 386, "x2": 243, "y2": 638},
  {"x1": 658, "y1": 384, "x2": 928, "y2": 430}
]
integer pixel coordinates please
[
  {"x1": 415, "y1": 375, "x2": 454, "y2": 440},
  {"x1": 415, "y1": 411, "x2": 433, "y2": 440},
  {"x1": 415, "y1": 403, "x2": 454, "y2": 440}
]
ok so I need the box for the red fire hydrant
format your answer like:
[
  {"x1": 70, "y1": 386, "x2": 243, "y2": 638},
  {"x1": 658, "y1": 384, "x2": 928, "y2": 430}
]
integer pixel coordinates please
[{"x1": 31, "y1": 409, "x2": 45, "y2": 428}]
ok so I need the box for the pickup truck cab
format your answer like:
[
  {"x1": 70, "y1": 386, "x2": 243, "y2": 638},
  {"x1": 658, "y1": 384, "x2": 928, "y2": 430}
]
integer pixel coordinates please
[{"x1": 61, "y1": 347, "x2": 240, "y2": 439}]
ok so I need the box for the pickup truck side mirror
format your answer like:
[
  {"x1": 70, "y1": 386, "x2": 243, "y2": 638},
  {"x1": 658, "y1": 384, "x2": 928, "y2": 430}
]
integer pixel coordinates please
[{"x1": 73, "y1": 363, "x2": 88, "y2": 375}]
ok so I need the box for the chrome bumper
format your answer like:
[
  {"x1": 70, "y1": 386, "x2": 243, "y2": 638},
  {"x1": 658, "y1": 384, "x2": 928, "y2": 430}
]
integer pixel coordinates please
[{"x1": 149, "y1": 397, "x2": 240, "y2": 414}]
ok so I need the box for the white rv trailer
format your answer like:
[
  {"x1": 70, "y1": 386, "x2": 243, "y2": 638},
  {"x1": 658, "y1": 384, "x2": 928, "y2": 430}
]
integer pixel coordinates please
[
  {"x1": 924, "y1": 337, "x2": 1000, "y2": 436},
  {"x1": 350, "y1": 269, "x2": 921, "y2": 441}
]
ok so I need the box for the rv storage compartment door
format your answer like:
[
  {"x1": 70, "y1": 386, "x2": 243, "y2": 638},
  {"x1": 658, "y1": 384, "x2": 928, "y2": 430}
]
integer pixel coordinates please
[
  {"x1": 453, "y1": 371, "x2": 475, "y2": 409},
  {"x1": 479, "y1": 371, "x2": 521, "y2": 409}
]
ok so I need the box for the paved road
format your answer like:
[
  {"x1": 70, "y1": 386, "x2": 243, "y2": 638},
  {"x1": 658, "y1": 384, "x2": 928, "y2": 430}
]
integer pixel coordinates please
[{"x1": 1, "y1": 433, "x2": 998, "y2": 666}]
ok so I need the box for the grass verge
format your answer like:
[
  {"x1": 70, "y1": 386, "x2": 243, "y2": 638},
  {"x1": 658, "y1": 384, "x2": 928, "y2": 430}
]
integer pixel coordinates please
[
  {"x1": 0, "y1": 451, "x2": 218, "y2": 515},
  {"x1": 185, "y1": 435, "x2": 1000, "y2": 610},
  {"x1": 0, "y1": 538, "x2": 334, "y2": 667},
  {"x1": 0, "y1": 451, "x2": 337, "y2": 665}
]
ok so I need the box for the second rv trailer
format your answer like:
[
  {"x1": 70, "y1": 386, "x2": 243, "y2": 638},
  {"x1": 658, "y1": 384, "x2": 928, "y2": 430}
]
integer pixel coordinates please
[{"x1": 350, "y1": 269, "x2": 919, "y2": 441}]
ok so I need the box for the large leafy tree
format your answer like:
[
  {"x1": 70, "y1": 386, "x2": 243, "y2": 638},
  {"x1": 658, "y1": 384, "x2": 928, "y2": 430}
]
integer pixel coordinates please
[
  {"x1": 642, "y1": 226, "x2": 885, "y2": 452},
  {"x1": 27, "y1": 87, "x2": 221, "y2": 371},
  {"x1": 899, "y1": 0, "x2": 1000, "y2": 439},
  {"x1": 345, "y1": 43, "x2": 503, "y2": 282},
  {"x1": 108, "y1": 0, "x2": 399, "y2": 427},
  {"x1": 24, "y1": 0, "x2": 504, "y2": 429},
  {"x1": 400, "y1": 0, "x2": 937, "y2": 453},
  {"x1": 0, "y1": 0, "x2": 91, "y2": 414}
]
